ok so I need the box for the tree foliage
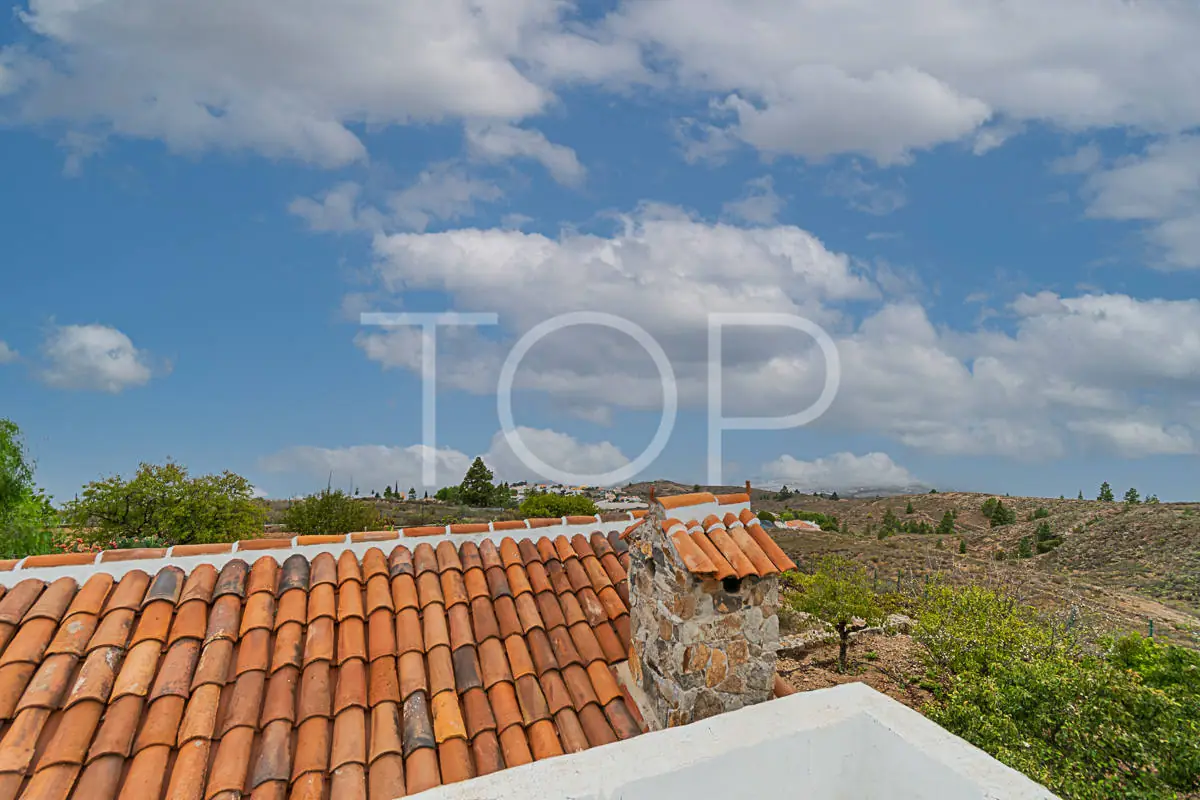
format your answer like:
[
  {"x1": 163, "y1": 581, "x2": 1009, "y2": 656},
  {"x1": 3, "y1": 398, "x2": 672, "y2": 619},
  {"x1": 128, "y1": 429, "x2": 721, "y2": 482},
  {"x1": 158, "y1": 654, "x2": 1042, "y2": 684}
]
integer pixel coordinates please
[
  {"x1": 981, "y1": 497, "x2": 1016, "y2": 527},
  {"x1": 518, "y1": 493, "x2": 597, "y2": 518},
  {"x1": 936, "y1": 510, "x2": 956, "y2": 535},
  {"x1": 64, "y1": 462, "x2": 266, "y2": 547},
  {"x1": 785, "y1": 555, "x2": 883, "y2": 671},
  {"x1": 0, "y1": 419, "x2": 58, "y2": 557},
  {"x1": 458, "y1": 458, "x2": 510, "y2": 507},
  {"x1": 282, "y1": 489, "x2": 382, "y2": 535},
  {"x1": 1098, "y1": 481, "x2": 1115, "y2": 502},
  {"x1": 1124, "y1": 487, "x2": 1141, "y2": 504},
  {"x1": 916, "y1": 582, "x2": 1200, "y2": 799}
]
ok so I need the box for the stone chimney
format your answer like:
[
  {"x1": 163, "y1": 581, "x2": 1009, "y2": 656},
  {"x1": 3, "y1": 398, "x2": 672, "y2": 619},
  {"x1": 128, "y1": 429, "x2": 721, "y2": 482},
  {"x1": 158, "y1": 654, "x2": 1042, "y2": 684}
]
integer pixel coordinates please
[{"x1": 624, "y1": 487, "x2": 794, "y2": 729}]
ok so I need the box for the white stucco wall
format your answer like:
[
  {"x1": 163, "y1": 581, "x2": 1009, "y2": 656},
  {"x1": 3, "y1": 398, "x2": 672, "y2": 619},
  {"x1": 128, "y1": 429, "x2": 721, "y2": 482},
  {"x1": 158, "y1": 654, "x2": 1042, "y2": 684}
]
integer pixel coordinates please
[{"x1": 416, "y1": 682, "x2": 1057, "y2": 800}]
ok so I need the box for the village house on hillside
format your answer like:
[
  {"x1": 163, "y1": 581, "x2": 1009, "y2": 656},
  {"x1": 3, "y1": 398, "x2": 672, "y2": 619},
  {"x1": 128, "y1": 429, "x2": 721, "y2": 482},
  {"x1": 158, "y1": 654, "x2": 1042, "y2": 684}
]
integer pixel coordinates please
[{"x1": 0, "y1": 486, "x2": 1055, "y2": 798}]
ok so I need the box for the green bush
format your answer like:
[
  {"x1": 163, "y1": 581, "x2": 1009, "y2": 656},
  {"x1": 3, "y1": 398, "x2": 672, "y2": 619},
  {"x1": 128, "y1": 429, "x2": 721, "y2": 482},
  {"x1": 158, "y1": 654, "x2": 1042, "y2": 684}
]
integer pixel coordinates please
[
  {"x1": 518, "y1": 493, "x2": 598, "y2": 518},
  {"x1": 64, "y1": 461, "x2": 266, "y2": 547},
  {"x1": 915, "y1": 583, "x2": 1200, "y2": 799},
  {"x1": 282, "y1": 489, "x2": 382, "y2": 535}
]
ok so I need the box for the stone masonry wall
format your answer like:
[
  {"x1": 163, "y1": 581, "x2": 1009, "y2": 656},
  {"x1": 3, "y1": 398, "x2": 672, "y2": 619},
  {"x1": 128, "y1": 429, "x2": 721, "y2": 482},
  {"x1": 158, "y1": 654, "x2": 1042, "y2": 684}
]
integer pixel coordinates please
[{"x1": 627, "y1": 531, "x2": 781, "y2": 729}]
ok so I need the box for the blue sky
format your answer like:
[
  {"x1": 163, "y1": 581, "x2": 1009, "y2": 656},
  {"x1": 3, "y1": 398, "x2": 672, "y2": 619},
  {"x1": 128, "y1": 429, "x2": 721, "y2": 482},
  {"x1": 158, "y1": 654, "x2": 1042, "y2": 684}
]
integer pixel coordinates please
[{"x1": 2, "y1": 0, "x2": 1200, "y2": 501}]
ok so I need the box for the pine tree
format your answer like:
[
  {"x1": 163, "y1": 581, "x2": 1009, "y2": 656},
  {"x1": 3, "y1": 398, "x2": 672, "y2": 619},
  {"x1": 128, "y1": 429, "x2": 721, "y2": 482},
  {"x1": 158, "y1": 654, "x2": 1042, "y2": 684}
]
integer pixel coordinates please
[
  {"x1": 1098, "y1": 482, "x2": 1114, "y2": 502},
  {"x1": 1017, "y1": 536, "x2": 1034, "y2": 558},
  {"x1": 905, "y1": 501, "x2": 915, "y2": 514},
  {"x1": 958, "y1": 539, "x2": 967, "y2": 554},
  {"x1": 459, "y1": 458, "x2": 497, "y2": 507},
  {"x1": 1078, "y1": 490, "x2": 1084, "y2": 500},
  {"x1": 830, "y1": 491, "x2": 839, "y2": 501},
  {"x1": 936, "y1": 510, "x2": 955, "y2": 535},
  {"x1": 407, "y1": 487, "x2": 417, "y2": 501},
  {"x1": 1124, "y1": 487, "x2": 1140, "y2": 504}
]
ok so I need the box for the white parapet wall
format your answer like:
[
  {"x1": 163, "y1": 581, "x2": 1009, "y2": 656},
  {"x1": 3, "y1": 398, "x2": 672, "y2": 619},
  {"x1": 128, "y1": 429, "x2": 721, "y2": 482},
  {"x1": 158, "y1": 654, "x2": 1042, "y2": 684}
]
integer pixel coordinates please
[{"x1": 416, "y1": 681, "x2": 1058, "y2": 800}]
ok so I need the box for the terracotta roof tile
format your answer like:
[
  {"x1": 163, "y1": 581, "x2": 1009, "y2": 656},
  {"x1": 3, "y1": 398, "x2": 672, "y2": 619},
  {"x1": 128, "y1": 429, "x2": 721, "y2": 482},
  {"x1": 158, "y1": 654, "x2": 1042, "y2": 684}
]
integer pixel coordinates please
[
  {"x1": 658, "y1": 491, "x2": 718, "y2": 509},
  {"x1": 0, "y1": 536, "x2": 641, "y2": 798}
]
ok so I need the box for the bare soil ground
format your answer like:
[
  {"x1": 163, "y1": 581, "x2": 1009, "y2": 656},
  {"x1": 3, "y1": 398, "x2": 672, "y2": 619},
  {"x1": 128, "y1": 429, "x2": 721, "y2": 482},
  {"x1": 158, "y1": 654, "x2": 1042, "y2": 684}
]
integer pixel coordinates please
[{"x1": 776, "y1": 632, "x2": 934, "y2": 710}]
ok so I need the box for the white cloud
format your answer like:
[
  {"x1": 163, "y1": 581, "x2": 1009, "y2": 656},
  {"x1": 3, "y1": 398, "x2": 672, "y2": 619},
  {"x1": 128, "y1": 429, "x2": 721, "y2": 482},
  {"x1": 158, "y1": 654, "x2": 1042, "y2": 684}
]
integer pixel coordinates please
[
  {"x1": 259, "y1": 427, "x2": 630, "y2": 490},
  {"x1": 290, "y1": 165, "x2": 503, "y2": 234},
  {"x1": 260, "y1": 443, "x2": 473, "y2": 494},
  {"x1": 825, "y1": 166, "x2": 907, "y2": 216},
  {"x1": 605, "y1": 0, "x2": 1200, "y2": 164},
  {"x1": 1067, "y1": 418, "x2": 1196, "y2": 458},
  {"x1": 1080, "y1": 136, "x2": 1200, "y2": 268},
  {"x1": 8, "y1": 0, "x2": 1199, "y2": 174},
  {"x1": 484, "y1": 428, "x2": 629, "y2": 483},
  {"x1": 40, "y1": 324, "x2": 155, "y2": 393},
  {"x1": 1051, "y1": 143, "x2": 1103, "y2": 175},
  {"x1": 0, "y1": 341, "x2": 17, "y2": 364},
  {"x1": 721, "y1": 176, "x2": 784, "y2": 225},
  {"x1": 465, "y1": 123, "x2": 586, "y2": 187},
  {"x1": 760, "y1": 452, "x2": 920, "y2": 491},
  {"x1": 346, "y1": 207, "x2": 1200, "y2": 460},
  {"x1": 2, "y1": 1, "x2": 640, "y2": 166},
  {"x1": 288, "y1": 182, "x2": 381, "y2": 234}
]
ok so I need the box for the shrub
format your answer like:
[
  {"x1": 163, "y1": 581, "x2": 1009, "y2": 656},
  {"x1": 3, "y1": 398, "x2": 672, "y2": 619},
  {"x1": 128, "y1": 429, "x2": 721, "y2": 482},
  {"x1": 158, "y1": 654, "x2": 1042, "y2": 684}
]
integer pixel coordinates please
[
  {"x1": 282, "y1": 489, "x2": 382, "y2": 535},
  {"x1": 518, "y1": 493, "x2": 597, "y2": 518},
  {"x1": 917, "y1": 586, "x2": 1200, "y2": 799},
  {"x1": 1032, "y1": 507, "x2": 1050, "y2": 520},
  {"x1": 64, "y1": 461, "x2": 266, "y2": 547},
  {"x1": 757, "y1": 510, "x2": 777, "y2": 523}
]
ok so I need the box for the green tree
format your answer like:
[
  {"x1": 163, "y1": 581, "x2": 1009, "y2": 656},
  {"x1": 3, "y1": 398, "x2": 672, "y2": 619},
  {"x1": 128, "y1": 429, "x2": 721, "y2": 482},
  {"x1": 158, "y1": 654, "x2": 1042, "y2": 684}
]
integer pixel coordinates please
[
  {"x1": 786, "y1": 555, "x2": 883, "y2": 672},
  {"x1": 881, "y1": 508, "x2": 900, "y2": 535},
  {"x1": 518, "y1": 493, "x2": 598, "y2": 518},
  {"x1": 905, "y1": 501, "x2": 915, "y2": 514},
  {"x1": 1078, "y1": 490, "x2": 1084, "y2": 500},
  {"x1": 1098, "y1": 481, "x2": 1115, "y2": 502},
  {"x1": 1032, "y1": 507, "x2": 1049, "y2": 519},
  {"x1": 830, "y1": 491, "x2": 839, "y2": 501},
  {"x1": 958, "y1": 538, "x2": 967, "y2": 554},
  {"x1": 1124, "y1": 487, "x2": 1141, "y2": 504},
  {"x1": 0, "y1": 419, "x2": 58, "y2": 557},
  {"x1": 775, "y1": 485, "x2": 792, "y2": 500},
  {"x1": 936, "y1": 510, "x2": 956, "y2": 535},
  {"x1": 1146, "y1": 494, "x2": 1159, "y2": 504},
  {"x1": 1017, "y1": 535, "x2": 1033, "y2": 558},
  {"x1": 459, "y1": 457, "x2": 498, "y2": 506},
  {"x1": 65, "y1": 462, "x2": 266, "y2": 547},
  {"x1": 434, "y1": 485, "x2": 462, "y2": 503},
  {"x1": 981, "y1": 497, "x2": 1016, "y2": 527},
  {"x1": 282, "y1": 488, "x2": 382, "y2": 535}
]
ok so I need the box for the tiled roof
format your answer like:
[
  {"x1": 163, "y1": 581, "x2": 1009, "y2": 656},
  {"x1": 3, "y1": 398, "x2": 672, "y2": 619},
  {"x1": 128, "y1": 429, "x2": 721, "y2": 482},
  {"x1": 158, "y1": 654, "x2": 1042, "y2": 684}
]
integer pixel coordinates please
[
  {"x1": 0, "y1": 532, "x2": 643, "y2": 799},
  {"x1": 659, "y1": 509, "x2": 796, "y2": 579},
  {"x1": 0, "y1": 512, "x2": 646, "y2": 574}
]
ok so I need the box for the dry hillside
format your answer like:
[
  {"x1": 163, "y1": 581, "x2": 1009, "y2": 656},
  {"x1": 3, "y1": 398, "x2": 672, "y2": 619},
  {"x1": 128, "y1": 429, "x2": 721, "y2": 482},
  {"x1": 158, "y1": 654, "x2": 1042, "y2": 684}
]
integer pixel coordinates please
[{"x1": 629, "y1": 483, "x2": 1200, "y2": 648}]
